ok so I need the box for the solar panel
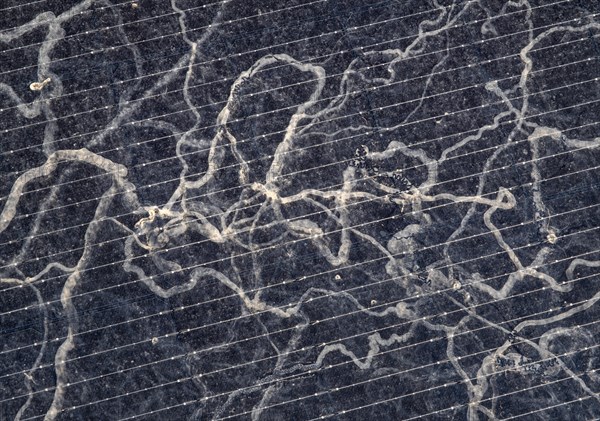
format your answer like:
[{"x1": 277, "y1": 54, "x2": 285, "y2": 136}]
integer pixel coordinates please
[{"x1": 1, "y1": 0, "x2": 600, "y2": 419}]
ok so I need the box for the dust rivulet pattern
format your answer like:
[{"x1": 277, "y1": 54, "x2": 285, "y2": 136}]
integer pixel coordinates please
[{"x1": 1, "y1": 0, "x2": 600, "y2": 420}]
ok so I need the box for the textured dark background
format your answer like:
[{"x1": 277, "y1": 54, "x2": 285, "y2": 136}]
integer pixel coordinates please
[{"x1": 1, "y1": 0, "x2": 600, "y2": 420}]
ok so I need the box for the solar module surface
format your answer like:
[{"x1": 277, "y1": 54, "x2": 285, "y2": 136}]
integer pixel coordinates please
[{"x1": 1, "y1": 0, "x2": 600, "y2": 420}]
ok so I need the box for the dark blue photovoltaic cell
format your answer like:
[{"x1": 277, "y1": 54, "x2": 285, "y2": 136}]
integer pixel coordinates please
[{"x1": 1, "y1": 1, "x2": 600, "y2": 420}]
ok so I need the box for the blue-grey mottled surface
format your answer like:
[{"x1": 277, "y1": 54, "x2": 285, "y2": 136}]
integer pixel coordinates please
[{"x1": 1, "y1": 0, "x2": 600, "y2": 419}]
